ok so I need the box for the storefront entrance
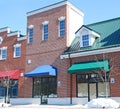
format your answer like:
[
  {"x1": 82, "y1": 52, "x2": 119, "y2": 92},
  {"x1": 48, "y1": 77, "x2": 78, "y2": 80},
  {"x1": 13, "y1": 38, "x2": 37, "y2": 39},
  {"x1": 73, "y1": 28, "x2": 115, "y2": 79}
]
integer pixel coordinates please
[
  {"x1": 33, "y1": 77, "x2": 57, "y2": 104},
  {"x1": 89, "y1": 83, "x2": 96, "y2": 100},
  {"x1": 77, "y1": 73, "x2": 110, "y2": 101},
  {"x1": 41, "y1": 78, "x2": 48, "y2": 104}
]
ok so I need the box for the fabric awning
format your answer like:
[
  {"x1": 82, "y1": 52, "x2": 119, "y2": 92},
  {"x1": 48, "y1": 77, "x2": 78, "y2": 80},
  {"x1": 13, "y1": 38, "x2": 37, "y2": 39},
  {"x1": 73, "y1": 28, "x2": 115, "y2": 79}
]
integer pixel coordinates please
[
  {"x1": 0, "y1": 70, "x2": 20, "y2": 79},
  {"x1": 68, "y1": 60, "x2": 109, "y2": 74},
  {"x1": 24, "y1": 65, "x2": 57, "y2": 77}
]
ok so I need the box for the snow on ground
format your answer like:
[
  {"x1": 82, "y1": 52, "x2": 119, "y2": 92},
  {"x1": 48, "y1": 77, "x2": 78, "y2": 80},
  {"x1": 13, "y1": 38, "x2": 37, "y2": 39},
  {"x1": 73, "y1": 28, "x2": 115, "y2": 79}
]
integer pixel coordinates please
[
  {"x1": 84, "y1": 98, "x2": 120, "y2": 108},
  {"x1": 0, "y1": 98, "x2": 120, "y2": 108},
  {"x1": 0, "y1": 103, "x2": 11, "y2": 107}
]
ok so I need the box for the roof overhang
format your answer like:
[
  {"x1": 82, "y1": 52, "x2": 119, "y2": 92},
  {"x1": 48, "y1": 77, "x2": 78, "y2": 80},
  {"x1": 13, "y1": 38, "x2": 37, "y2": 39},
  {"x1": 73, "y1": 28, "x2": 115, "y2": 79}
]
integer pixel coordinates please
[
  {"x1": 60, "y1": 46, "x2": 120, "y2": 59},
  {"x1": 0, "y1": 70, "x2": 20, "y2": 79},
  {"x1": 68, "y1": 60, "x2": 109, "y2": 74},
  {"x1": 24, "y1": 65, "x2": 57, "y2": 77}
]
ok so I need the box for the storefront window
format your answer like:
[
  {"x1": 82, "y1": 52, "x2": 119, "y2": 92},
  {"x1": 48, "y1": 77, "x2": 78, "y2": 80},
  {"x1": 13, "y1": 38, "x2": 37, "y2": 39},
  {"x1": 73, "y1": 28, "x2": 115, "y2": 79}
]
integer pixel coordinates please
[
  {"x1": 77, "y1": 72, "x2": 110, "y2": 98},
  {"x1": 98, "y1": 82, "x2": 110, "y2": 97},
  {"x1": 33, "y1": 77, "x2": 57, "y2": 98},
  {"x1": 77, "y1": 74, "x2": 88, "y2": 97},
  {"x1": 78, "y1": 83, "x2": 88, "y2": 97}
]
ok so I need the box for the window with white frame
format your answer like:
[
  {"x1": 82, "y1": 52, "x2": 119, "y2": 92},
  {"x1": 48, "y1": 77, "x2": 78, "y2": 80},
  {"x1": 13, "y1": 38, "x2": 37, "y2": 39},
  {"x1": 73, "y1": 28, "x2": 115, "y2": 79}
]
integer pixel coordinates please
[
  {"x1": 58, "y1": 16, "x2": 65, "y2": 37},
  {"x1": 1, "y1": 47, "x2": 7, "y2": 60},
  {"x1": 42, "y1": 21, "x2": 49, "y2": 40},
  {"x1": 0, "y1": 37, "x2": 3, "y2": 44},
  {"x1": 14, "y1": 44, "x2": 21, "y2": 58},
  {"x1": 28, "y1": 25, "x2": 34, "y2": 44},
  {"x1": 82, "y1": 34, "x2": 89, "y2": 47}
]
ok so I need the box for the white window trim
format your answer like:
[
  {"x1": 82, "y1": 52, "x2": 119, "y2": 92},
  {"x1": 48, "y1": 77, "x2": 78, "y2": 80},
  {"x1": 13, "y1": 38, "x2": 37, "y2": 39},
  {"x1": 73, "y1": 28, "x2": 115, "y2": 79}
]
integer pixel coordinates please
[
  {"x1": 0, "y1": 37, "x2": 3, "y2": 44},
  {"x1": 42, "y1": 21, "x2": 49, "y2": 25},
  {"x1": 28, "y1": 25, "x2": 34, "y2": 28},
  {"x1": 13, "y1": 43, "x2": 21, "y2": 48},
  {"x1": 28, "y1": 25, "x2": 34, "y2": 44},
  {"x1": 58, "y1": 16, "x2": 65, "y2": 21},
  {"x1": 58, "y1": 16, "x2": 65, "y2": 37},
  {"x1": 80, "y1": 34, "x2": 90, "y2": 47},
  {"x1": 42, "y1": 21, "x2": 49, "y2": 40},
  {"x1": 81, "y1": 34, "x2": 90, "y2": 47},
  {"x1": 13, "y1": 44, "x2": 21, "y2": 58},
  {"x1": 0, "y1": 47, "x2": 7, "y2": 60}
]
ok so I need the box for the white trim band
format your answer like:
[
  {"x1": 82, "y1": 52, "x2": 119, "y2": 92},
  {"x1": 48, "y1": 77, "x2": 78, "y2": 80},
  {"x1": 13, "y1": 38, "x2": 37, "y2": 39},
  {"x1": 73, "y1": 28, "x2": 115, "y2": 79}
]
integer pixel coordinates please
[
  {"x1": 7, "y1": 31, "x2": 20, "y2": 37},
  {"x1": 60, "y1": 46, "x2": 120, "y2": 59}
]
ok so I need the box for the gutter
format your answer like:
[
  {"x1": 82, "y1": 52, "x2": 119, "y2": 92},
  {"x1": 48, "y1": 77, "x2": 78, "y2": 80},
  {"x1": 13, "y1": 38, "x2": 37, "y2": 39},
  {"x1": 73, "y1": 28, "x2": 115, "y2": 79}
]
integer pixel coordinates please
[{"x1": 60, "y1": 46, "x2": 120, "y2": 59}]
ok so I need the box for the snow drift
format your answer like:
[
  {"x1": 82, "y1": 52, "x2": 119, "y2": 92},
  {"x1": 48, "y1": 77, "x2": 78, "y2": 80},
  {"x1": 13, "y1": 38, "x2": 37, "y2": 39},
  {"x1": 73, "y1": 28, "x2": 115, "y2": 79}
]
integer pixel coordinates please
[{"x1": 85, "y1": 98, "x2": 119, "y2": 108}]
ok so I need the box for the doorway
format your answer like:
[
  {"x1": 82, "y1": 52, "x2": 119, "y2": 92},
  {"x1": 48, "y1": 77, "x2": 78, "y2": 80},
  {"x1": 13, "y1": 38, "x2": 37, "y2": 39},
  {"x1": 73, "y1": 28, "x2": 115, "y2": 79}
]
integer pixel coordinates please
[
  {"x1": 89, "y1": 83, "x2": 97, "y2": 101},
  {"x1": 33, "y1": 77, "x2": 57, "y2": 104},
  {"x1": 41, "y1": 78, "x2": 48, "y2": 104}
]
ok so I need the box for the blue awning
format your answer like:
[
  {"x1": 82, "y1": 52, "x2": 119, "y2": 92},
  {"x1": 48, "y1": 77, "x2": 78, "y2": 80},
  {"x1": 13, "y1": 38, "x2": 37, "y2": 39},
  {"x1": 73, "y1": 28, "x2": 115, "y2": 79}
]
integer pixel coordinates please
[{"x1": 24, "y1": 65, "x2": 57, "y2": 77}]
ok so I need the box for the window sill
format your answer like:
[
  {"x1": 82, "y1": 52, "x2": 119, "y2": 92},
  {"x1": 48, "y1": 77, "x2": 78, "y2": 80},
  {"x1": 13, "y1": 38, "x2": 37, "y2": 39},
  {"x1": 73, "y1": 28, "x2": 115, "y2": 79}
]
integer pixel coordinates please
[{"x1": 14, "y1": 56, "x2": 20, "y2": 58}]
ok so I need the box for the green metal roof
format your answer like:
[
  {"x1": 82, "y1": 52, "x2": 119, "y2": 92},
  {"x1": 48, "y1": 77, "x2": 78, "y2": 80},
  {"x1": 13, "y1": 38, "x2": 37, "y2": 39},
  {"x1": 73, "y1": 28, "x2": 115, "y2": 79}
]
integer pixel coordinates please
[
  {"x1": 64, "y1": 17, "x2": 120, "y2": 54},
  {"x1": 68, "y1": 60, "x2": 109, "y2": 74}
]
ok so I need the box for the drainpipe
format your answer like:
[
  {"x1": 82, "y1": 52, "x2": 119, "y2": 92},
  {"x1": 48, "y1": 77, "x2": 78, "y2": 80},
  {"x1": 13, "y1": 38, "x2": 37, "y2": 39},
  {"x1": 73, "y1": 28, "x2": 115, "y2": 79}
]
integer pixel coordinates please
[{"x1": 68, "y1": 53, "x2": 72, "y2": 104}]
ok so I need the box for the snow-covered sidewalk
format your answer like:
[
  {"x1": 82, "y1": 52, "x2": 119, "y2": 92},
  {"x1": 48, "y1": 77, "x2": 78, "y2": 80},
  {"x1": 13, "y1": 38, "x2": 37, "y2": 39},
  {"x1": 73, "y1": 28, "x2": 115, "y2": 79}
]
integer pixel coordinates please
[
  {"x1": 0, "y1": 104, "x2": 85, "y2": 109},
  {"x1": 0, "y1": 98, "x2": 120, "y2": 109}
]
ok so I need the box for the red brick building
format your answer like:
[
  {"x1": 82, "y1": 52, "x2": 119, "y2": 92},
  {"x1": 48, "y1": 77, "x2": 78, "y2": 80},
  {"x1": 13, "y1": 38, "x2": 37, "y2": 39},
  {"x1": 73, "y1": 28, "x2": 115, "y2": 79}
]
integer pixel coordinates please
[
  {"x1": 61, "y1": 17, "x2": 120, "y2": 104},
  {"x1": 24, "y1": 0, "x2": 84, "y2": 104},
  {"x1": 0, "y1": 27, "x2": 26, "y2": 101},
  {"x1": 2, "y1": 0, "x2": 119, "y2": 106}
]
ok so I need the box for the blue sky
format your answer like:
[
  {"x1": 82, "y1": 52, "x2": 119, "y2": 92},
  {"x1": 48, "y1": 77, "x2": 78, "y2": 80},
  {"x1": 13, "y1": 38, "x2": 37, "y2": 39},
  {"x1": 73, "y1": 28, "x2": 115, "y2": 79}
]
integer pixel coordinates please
[{"x1": 0, "y1": 0, "x2": 120, "y2": 34}]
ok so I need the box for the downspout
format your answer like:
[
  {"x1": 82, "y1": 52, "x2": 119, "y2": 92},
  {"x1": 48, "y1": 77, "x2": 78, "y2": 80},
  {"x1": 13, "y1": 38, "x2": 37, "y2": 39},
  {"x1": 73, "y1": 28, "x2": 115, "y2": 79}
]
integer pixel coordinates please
[{"x1": 68, "y1": 53, "x2": 72, "y2": 104}]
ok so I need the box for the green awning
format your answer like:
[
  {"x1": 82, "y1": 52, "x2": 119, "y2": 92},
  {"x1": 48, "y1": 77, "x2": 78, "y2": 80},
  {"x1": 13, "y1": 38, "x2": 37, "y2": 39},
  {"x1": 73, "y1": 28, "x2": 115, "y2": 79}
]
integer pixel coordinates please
[{"x1": 68, "y1": 60, "x2": 109, "y2": 74}]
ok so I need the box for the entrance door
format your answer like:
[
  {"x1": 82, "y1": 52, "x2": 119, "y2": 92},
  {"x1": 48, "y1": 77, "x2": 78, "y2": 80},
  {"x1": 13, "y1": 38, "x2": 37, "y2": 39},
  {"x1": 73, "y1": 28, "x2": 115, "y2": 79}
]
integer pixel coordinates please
[
  {"x1": 41, "y1": 78, "x2": 48, "y2": 104},
  {"x1": 89, "y1": 83, "x2": 96, "y2": 100}
]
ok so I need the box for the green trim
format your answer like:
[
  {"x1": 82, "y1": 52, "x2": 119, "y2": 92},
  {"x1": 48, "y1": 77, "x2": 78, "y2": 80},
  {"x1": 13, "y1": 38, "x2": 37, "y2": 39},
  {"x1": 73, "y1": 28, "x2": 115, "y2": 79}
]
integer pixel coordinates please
[{"x1": 68, "y1": 60, "x2": 109, "y2": 74}]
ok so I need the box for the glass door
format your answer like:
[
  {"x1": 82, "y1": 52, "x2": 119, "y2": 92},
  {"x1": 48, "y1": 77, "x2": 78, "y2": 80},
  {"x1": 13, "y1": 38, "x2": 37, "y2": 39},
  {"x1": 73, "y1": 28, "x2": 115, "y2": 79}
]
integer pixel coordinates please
[
  {"x1": 33, "y1": 77, "x2": 57, "y2": 104},
  {"x1": 89, "y1": 83, "x2": 96, "y2": 100},
  {"x1": 41, "y1": 78, "x2": 48, "y2": 104}
]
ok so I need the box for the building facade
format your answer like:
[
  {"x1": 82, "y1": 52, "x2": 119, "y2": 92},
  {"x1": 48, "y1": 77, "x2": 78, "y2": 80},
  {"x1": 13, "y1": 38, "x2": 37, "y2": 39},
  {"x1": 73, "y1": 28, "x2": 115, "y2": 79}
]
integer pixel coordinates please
[
  {"x1": 0, "y1": 27, "x2": 26, "y2": 101},
  {"x1": 1, "y1": 0, "x2": 120, "y2": 106},
  {"x1": 24, "y1": 0, "x2": 84, "y2": 105},
  {"x1": 61, "y1": 17, "x2": 120, "y2": 104}
]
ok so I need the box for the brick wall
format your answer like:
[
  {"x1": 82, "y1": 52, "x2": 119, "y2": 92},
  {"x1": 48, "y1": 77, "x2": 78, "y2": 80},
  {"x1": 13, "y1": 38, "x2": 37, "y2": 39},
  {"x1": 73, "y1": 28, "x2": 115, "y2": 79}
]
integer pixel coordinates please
[
  {"x1": 0, "y1": 29, "x2": 26, "y2": 98},
  {"x1": 68, "y1": 51, "x2": 120, "y2": 97},
  {"x1": 25, "y1": 4, "x2": 71, "y2": 98}
]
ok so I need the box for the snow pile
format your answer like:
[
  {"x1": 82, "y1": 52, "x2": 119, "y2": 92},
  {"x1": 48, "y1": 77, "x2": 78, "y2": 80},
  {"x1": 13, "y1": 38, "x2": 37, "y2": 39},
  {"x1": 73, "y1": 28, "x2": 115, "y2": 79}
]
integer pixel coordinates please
[
  {"x1": 0, "y1": 103, "x2": 11, "y2": 107},
  {"x1": 85, "y1": 98, "x2": 119, "y2": 108}
]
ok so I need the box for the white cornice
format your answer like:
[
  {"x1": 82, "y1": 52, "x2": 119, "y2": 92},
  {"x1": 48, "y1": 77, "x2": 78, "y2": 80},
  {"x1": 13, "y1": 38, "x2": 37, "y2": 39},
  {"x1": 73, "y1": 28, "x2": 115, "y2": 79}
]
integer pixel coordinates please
[
  {"x1": 7, "y1": 31, "x2": 20, "y2": 37},
  {"x1": 17, "y1": 36, "x2": 27, "y2": 41},
  {"x1": 60, "y1": 46, "x2": 120, "y2": 59},
  {"x1": 27, "y1": 1, "x2": 84, "y2": 17},
  {"x1": 0, "y1": 27, "x2": 10, "y2": 33}
]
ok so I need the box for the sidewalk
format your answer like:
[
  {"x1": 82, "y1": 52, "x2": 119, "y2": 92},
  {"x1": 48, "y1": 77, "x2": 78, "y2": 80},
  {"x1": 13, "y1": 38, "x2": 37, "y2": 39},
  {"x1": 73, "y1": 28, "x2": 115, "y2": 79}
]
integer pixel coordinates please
[{"x1": 1, "y1": 104, "x2": 85, "y2": 109}]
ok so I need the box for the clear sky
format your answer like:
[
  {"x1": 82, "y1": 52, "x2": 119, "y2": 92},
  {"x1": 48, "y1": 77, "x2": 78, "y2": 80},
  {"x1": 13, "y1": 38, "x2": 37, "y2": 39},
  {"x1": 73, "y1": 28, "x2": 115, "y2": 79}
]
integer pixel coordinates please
[{"x1": 0, "y1": 0, "x2": 120, "y2": 35}]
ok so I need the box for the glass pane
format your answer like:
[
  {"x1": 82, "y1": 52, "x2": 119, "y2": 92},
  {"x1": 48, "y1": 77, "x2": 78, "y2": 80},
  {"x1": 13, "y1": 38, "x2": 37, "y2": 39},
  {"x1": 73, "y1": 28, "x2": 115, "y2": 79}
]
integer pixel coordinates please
[
  {"x1": 77, "y1": 83, "x2": 88, "y2": 97},
  {"x1": 43, "y1": 24, "x2": 48, "y2": 40},
  {"x1": 33, "y1": 78, "x2": 41, "y2": 98},
  {"x1": 98, "y1": 82, "x2": 110, "y2": 97},
  {"x1": 90, "y1": 84, "x2": 96, "y2": 100},
  {"x1": 29, "y1": 28, "x2": 33, "y2": 43},
  {"x1": 33, "y1": 77, "x2": 57, "y2": 98},
  {"x1": 60, "y1": 20, "x2": 65, "y2": 36},
  {"x1": 48, "y1": 77, "x2": 57, "y2": 97}
]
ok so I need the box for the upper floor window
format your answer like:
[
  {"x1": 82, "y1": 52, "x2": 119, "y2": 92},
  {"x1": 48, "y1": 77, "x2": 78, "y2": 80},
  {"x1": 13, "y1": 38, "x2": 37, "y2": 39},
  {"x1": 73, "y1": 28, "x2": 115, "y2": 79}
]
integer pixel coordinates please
[
  {"x1": 28, "y1": 25, "x2": 34, "y2": 44},
  {"x1": 14, "y1": 44, "x2": 21, "y2": 58},
  {"x1": 1, "y1": 47, "x2": 7, "y2": 60},
  {"x1": 42, "y1": 21, "x2": 49, "y2": 40},
  {"x1": 82, "y1": 35, "x2": 89, "y2": 47},
  {"x1": 59, "y1": 16, "x2": 65, "y2": 37},
  {"x1": 0, "y1": 37, "x2": 3, "y2": 44}
]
